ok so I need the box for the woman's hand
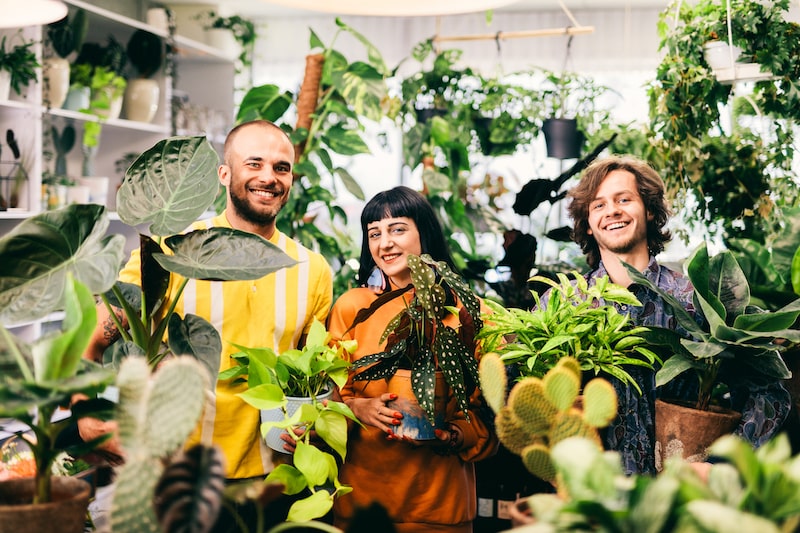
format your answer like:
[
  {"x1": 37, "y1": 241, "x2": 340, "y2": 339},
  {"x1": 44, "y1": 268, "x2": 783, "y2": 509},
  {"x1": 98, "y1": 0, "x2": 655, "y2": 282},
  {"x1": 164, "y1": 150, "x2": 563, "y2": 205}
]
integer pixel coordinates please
[{"x1": 346, "y1": 393, "x2": 402, "y2": 434}]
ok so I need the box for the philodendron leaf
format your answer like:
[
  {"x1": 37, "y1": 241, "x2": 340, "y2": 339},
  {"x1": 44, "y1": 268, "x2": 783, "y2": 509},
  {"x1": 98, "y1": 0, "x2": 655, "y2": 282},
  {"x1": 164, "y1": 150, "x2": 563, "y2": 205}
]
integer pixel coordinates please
[
  {"x1": 117, "y1": 135, "x2": 220, "y2": 236},
  {"x1": 167, "y1": 313, "x2": 221, "y2": 383},
  {"x1": 157, "y1": 228, "x2": 298, "y2": 280},
  {"x1": 0, "y1": 204, "x2": 125, "y2": 324}
]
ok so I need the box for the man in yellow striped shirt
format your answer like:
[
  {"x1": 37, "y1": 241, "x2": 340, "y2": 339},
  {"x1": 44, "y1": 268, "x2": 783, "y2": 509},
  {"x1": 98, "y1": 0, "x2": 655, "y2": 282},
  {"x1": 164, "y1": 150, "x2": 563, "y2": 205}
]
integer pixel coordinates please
[{"x1": 78, "y1": 120, "x2": 333, "y2": 483}]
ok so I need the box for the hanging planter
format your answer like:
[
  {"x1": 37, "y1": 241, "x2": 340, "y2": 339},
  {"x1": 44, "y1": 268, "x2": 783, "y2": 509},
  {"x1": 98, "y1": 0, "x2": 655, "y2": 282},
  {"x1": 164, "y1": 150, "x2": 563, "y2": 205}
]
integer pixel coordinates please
[{"x1": 542, "y1": 117, "x2": 583, "y2": 160}]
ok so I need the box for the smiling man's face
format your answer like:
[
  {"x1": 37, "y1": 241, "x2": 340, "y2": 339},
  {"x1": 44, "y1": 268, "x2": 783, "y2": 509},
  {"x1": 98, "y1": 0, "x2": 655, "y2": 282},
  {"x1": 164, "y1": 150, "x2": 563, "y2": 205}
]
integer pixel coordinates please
[
  {"x1": 221, "y1": 123, "x2": 294, "y2": 230},
  {"x1": 586, "y1": 169, "x2": 652, "y2": 262}
]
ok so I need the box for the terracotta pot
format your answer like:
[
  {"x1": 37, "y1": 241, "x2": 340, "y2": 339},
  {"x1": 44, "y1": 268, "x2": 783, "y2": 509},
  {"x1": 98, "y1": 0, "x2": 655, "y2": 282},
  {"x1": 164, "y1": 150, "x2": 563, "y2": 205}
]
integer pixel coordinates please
[
  {"x1": 654, "y1": 398, "x2": 741, "y2": 472},
  {"x1": 542, "y1": 117, "x2": 584, "y2": 160},
  {"x1": 0, "y1": 476, "x2": 91, "y2": 533},
  {"x1": 386, "y1": 369, "x2": 447, "y2": 440},
  {"x1": 261, "y1": 388, "x2": 333, "y2": 453}
]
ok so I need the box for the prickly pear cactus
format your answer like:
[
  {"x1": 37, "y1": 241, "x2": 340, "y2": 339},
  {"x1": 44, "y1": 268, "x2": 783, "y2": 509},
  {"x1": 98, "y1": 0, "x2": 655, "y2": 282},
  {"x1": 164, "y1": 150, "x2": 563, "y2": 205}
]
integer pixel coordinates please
[
  {"x1": 483, "y1": 356, "x2": 618, "y2": 482},
  {"x1": 111, "y1": 356, "x2": 209, "y2": 533}
]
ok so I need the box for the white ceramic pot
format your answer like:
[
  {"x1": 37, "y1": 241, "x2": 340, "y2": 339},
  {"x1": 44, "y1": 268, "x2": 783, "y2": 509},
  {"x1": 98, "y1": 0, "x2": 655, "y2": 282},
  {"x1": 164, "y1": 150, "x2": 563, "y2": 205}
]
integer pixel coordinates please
[
  {"x1": 43, "y1": 57, "x2": 70, "y2": 108},
  {"x1": 66, "y1": 184, "x2": 90, "y2": 205},
  {"x1": 77, "y1": 176, "x2": 110, "y2": 206},
  {"x1": 62, "y1": 86, "x2": 90, "y2": 112},
  {"x1": 260, "y1": 388, "x2": 333, "y2": 453},
  {"x1": 0, "y1": 70, "x2": 11, "y2": 101},
  {"x1": 703, "y1": 40, "x2": 742, "y2": 71},
  {"x1": 123, "y1": 78, "x2": 160, "y2": 123}
]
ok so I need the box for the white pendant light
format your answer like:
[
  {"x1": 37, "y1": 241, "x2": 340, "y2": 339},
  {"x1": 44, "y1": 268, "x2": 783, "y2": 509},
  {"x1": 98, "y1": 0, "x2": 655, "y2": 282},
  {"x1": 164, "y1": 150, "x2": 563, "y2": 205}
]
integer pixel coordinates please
[
  {"x1": 259, "y1": 0, "x2": 520, "y2": 17},
  {"x1": 0, "y1": 0, "x2": 68, "y2": 29}
]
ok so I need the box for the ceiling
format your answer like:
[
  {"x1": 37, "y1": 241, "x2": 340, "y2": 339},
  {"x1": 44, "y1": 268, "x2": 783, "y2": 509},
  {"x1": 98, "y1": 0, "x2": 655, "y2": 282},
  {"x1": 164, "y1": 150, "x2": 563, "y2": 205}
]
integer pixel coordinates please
[{"x1": 166, "y1": 0, "x2": 670, "y2": 18}]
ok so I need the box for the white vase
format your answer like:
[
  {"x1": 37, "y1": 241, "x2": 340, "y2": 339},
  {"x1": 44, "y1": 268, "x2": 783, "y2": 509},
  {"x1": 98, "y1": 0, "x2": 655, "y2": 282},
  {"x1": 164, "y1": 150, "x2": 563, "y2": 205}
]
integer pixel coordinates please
[
  {"x1": 260, "y1": 388, "x2": 333, "y2": 453},
  {"x1": 77, "y1": 176, "x2": 110, "y2": 206},
  {"x1": 93, "y1": 89, "x2": 123, "y2": 120},
  {"x1": 206, "y1": 28, "x2": 240, "y2": 61},
  {"x1": 0, "y1": 70, "x2": 10, "y2": 101},
  {"x1": 43, "y1": 57, "x2": 70, "y2": 108},
  {"x1": 123, "y1": 78, "x2": 160, "y2": 123}
]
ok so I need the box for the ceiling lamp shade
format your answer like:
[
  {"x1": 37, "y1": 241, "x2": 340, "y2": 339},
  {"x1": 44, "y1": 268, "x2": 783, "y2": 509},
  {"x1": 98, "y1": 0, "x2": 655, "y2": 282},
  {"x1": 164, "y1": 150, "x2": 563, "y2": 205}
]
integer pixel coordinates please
[
  {"x1": 0, "y1": 0, "x2": 68, "y2": 28},
  {"x1": 259, "y1": 0, "x2": 520, "y2": 17}
]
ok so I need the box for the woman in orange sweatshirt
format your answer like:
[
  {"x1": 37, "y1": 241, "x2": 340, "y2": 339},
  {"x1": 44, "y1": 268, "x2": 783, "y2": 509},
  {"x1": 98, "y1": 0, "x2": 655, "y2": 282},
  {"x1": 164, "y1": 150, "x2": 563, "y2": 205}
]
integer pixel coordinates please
[{"x1": 328, "y1": 186, "x2": 498, "y2": 533}]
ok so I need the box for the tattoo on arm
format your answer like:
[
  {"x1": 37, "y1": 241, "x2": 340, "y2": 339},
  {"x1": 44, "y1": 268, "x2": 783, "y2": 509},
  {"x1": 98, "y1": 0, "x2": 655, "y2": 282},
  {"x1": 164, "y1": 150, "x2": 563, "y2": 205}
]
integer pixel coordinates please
[{"x1": 103, "y1": 309, "x2": 124, "y2": 345}]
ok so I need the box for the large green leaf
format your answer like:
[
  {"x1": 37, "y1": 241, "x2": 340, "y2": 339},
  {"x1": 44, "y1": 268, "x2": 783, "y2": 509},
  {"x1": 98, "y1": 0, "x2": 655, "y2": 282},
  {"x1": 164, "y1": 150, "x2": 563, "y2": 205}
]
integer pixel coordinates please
[
  {"x1": 117, "y1": 136, "x2": 220, "y2": 236},
  {"x1": 707, "y1": 251, "x2": 749, "y2": 322},
  {"x1": 156, "y1": 228, "x2": 298, "y2": 280},
  {"x1": 167, "y1": 313, "x2": 221, "y2": 383},
  {"x1": 235, "y1": 84, "x2": 293, "y2": 123},
  {"x1": 0, "y1": 204, "x2": 125, "y2": 324}
]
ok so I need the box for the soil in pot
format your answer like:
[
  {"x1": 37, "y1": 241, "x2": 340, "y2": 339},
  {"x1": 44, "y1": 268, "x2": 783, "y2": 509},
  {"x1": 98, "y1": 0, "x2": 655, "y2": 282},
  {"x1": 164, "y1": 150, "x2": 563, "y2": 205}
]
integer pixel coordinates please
[
  {"x1": 654, "y1": 398, "x2": 741, "y2": 472},
  {"x1": 386, "y1": 369, "x2": 447, "y2": 440},
  {"x1": 0, "y1": 476, "x2": 91, "y2": 533}
]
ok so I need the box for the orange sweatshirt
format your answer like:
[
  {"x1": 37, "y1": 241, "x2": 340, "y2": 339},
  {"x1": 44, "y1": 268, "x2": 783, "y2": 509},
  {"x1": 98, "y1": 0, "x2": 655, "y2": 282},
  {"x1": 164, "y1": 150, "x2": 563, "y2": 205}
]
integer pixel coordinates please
[{"x1": 329, "y1": 287, "x2": 498, "y2": 533}]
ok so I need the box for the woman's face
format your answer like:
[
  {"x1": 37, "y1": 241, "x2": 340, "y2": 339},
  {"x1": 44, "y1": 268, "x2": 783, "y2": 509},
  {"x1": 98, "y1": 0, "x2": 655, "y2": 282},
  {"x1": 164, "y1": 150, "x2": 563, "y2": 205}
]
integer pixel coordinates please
[{"x1": 366, "y1": 216, "x2": 422, "y2": 288}]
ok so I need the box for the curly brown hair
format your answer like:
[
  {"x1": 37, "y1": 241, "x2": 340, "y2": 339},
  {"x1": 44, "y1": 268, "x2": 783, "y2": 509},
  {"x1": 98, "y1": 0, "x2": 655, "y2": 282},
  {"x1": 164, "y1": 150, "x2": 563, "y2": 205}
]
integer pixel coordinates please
[{"x1": 567, "y1": 155, "x2": 672, "y2": 269}]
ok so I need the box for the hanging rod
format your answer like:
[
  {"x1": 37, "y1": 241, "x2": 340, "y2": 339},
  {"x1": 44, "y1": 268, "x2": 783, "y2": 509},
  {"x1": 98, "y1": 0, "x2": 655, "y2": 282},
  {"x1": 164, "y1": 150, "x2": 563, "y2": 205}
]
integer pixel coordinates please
[
  {"x1": 432, "y1": 0, "x2": 593, "y2": 44},
  {"x1": 432, "y1": 25, "x2": 594, "y2": 44}
]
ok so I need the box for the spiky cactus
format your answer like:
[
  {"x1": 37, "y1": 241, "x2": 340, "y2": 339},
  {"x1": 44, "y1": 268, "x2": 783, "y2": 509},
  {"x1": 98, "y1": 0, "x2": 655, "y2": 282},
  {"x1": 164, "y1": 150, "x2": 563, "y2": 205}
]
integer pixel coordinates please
[
  {"x1": 110, "y1": 356, "x2": 209, "y2": 533},
  {"x1": 479, "y1": 354, "x2": 618, "y2": 482}
]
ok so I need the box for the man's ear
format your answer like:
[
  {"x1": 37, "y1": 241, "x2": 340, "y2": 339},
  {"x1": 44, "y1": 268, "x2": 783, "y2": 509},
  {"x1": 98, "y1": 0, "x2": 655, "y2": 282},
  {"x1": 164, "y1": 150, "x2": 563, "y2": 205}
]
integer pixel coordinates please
[
  {"x1": 646, "y1": 209, "x2": 654, "y2": 221},
  {"x1": 218, "y1": 164, "x2": 230, "y2": 187}
]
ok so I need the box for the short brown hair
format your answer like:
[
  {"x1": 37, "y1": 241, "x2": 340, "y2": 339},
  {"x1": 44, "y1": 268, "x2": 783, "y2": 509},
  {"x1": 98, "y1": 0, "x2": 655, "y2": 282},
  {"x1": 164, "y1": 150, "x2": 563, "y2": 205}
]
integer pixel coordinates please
[{"x1": 567, "y1": 155, "x2": 672, "y2": 269}]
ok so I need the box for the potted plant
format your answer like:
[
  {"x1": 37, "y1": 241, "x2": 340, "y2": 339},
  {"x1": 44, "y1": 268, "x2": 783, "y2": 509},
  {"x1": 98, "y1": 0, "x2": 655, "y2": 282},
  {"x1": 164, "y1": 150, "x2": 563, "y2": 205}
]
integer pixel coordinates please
[
  {"x1": 511, "y1": 431, "x2": 800, "y2": 531},
  {"x1": 345, "y1": 253, "x2": 484, "y2": 436},
  {"x1": 123, "y1": 29, "x2": 163, "y2": 123},
  {"x1": 536, "y1": 68, "x2": 613, "y2": 160},
  {"x1": 0, "y1": 268, "x2": 117, "y2": 530},
  {"x1": 44, "y1": 8, "x2": 88, "y2": 108},
  {"x1": 0, "y1": 34, "x2": 39, "y2": 101},
  {"x1": 476, "y1": 271, "x2": 659, "y2": 393},
  {"x1": 195, "y1": 11, "x2": 256, "y2": 76},
  {"x1": 624, "y1": 243, "x2": 800, "y2": 466},
  {"x1": 649, "y1": 0, "x2": 800, "y2": 246},
  {"x1": 219, "y1": 317, "x2": 361, "y2": 522}
]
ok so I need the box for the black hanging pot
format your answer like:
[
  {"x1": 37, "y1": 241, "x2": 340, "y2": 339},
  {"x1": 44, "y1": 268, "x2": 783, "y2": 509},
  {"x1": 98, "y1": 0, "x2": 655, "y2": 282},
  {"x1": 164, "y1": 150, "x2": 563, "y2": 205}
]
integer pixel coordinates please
[
  {"x1": 542, "y1": 117, "x2": 584, "y2": 160},
  {"x1": 415, "y1": 107, "x2": 447, "y2": 123}
]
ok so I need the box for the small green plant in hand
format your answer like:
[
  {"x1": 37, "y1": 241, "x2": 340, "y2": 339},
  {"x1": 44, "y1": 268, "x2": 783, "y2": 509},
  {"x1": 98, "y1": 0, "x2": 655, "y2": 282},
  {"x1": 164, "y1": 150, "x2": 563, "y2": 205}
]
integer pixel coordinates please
[
  {"x1": 221, "y1": 318, "x2": 362, "y2": 522},
  {"x1": 477, "y1": 271, "x2": 659, "y2": 394}
]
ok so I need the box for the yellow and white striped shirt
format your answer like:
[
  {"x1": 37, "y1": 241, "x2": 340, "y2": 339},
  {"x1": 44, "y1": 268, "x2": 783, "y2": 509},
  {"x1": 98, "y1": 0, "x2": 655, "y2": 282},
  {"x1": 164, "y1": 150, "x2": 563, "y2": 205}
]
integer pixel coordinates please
[{"x1": 118, "y1": 212, "x2": 333, "y2": 478}]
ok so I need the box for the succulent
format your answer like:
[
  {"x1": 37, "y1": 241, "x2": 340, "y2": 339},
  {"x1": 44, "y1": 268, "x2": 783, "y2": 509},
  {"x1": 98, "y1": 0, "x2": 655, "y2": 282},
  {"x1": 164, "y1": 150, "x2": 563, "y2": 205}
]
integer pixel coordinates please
[
  {"x1": 110, "y1": 356, "x2": 209, "y2": 533},
  {"x1": 479, "y1": 354, "x2": 618, "y2": 482}
]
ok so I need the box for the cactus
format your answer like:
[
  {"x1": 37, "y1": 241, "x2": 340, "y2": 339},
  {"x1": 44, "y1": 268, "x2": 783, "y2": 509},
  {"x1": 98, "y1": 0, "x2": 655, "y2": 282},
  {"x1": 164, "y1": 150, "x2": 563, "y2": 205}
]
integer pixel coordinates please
[
  {"x1": 110, "y1": 356, "x2": 209, "y2": 533},
  {"x1": 51, "y1": 124, "x2": 75, "y2": 177},
  {"x1": 483, "y1": 356, "x2": 618, "y2": 482}
]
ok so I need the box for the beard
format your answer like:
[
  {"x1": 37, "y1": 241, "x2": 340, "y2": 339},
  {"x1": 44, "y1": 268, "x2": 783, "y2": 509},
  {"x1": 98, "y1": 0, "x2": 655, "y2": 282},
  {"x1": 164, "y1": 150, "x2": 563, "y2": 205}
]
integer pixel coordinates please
[{"x1": 228, "y1": 183, "x2": 288, "y2": 226}]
